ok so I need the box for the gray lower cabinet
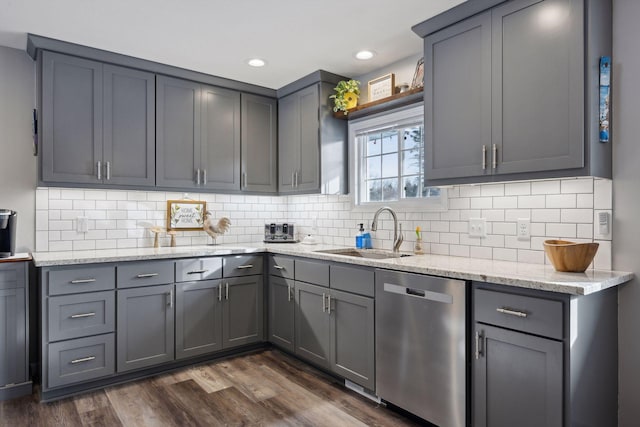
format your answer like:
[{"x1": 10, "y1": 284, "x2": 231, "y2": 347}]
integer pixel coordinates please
[
  {"x1": 241, "y1": 94, "x2": 278, "y2": 193},
  {"x1": 40, "y1": 51, "x2": 155, "y2": 186},
  {"x1": 421, "y1": 0, "x2": 610, "y2": 184},
  {"x1": 294, "y1": 281, "x2": 331, "y2": 370},
  {"x1": 222, "y1": 276, "x2": 264, "y2": 348},
  {"x1": 268, "y1": 276, "x2": 295, "y2": 352},
  {"x1": 116, "y1": 284, "x2": 175, "y2": 372},
  {"x1": 156, "y1": 75, "x2": 241, "y2": 191},
  {"x1": 175, "y1": 280, "x2": 223, "y2": 359},
  {"x1": 0, "y1": 262, "x2": 30, "y2": 400}
]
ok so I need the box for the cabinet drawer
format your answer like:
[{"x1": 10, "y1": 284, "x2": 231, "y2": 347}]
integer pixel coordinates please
[
  {"x1": 295, "y1": 259, "x2": 329, "y2": 287},
  {"x1": 48, "y1": 291, "x2": 115, "y2": 342},
  {"x1": 176, "y1": 257, "x2": 222, "y2": 282},
  {"x1": 117, "y1": 260, "x2": 174, "y2": 288},
  {"x1": 48, "y1": 265, "x2": 115, "y2": 295},
  {"x1": 223, "y1": 255, "x2": 263, "y2": 277},
  {"x1": 47, "y1": 333, "x2": 115, "y2": 388},
  {"x1": 0, "y1": 262, "x2": 26, "y2": 289},
  {"x1": 475, "y1": 288, "x2": 563, "y2": 340},
  {"x1": 330, "y1": 264, "x2": 374, "y2": 297},
  {"x1": 269, "y1": 255, "x2": 294, "y2": 279}
]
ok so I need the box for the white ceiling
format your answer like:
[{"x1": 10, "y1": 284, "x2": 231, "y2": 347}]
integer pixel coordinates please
[{"x1": 0, "y1": 0, "x2": 465, "y2": 89}]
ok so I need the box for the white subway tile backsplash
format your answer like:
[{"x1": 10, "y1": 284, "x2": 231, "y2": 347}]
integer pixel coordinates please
[
  {"x1": 460, "y1": 185, "x2": 481, "y2": 197},
  {"x1": 531, "y1": 209, "x2": 560, "y2": 223},
  {"x1": 577, "y1": 194, "x2": 594, "y2": 209},
  {"x1": 493, "y1": 248, "x2": 518, "y2": 262},
  {"x1": 493, "y1": 196, "x2": 518, "y2": 209},
  {"x1": 594, "y1": 179, "x2": 612, "y2": 210},
  {"x1": 49, "y1": 241, "x2": 72, "y2": 251},
  {"x1": 531, "y1": 180, "x2": 560, "y2": 195},
  {"x1": 471, "y1": 197, "x2": 492, "y2": 209},
  {"x1": 561, "y1": 209, "x2": 593, "y2": 224},
  {"x1": 546, "y1": 223, "x2": 577, "y2": 238},
  {"x1": 517, "y1": 195, "x2": 546, "y2": 209},
  {"x1": 481, "y1": 184, "x2": 505, "y2": 197},
  {"x1": 49, "y1": 200, "x2": 73, "y2": 210},
  {"x1": 518, "y1": 249, "x2": 545, "y2": 264},
  {"x1": 561, "y1": 178, "x2": 593, "y2": 194},
  {"x1": 84, "y1": 190, "x2": 107, "y2": 200},
  {"x1": 546, "y1": 194, "x2": 576, "y2": 208},
  {"x1": 504, "y1": 182, "x2": 531, "y2": 196},
  {"x1": 60, "y1": 189, "x2": 85, "y2": 200}
]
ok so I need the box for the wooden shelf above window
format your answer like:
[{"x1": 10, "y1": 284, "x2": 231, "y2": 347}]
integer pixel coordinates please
[{"x1": 333, "y1": 87, "x2": 424, "y2": 120}]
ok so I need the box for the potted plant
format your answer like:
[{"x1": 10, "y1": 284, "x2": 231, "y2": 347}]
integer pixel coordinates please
[{"x1": 330, "y1": 79, "x2": 360, "y2": 115}]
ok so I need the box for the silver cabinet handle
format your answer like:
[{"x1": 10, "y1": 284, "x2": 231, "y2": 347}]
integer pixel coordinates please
[
  {"x1": 287, "y1": 284, "x2": 292, "y2": 302},
  {"x1": 96, "y1": 160, "x2": 102, "y2": 180},
  {"x1": 225, "y1": 282, "x2": 229, "y2": 300},
  {"x1": 273, "y1": 265, "x2": 285, "y2": 270},
  {"x1": 218, "y1": 284, "x2": 222, "y2": 301},
  {"x1": 137, "y1": 273, "x2": 159, "y2": 278},
  {"x1": 187, "y1": 270, "x2": 208, "y2": 275},
  {"x1": 106, "y1": 161, "x2": 111, "y2": 180},
  {"x1": 203, "y1": 169, "x2": 207, "y2": 185},
  {"x1": 482, "y1": 145, "x2": 487, "y2": 170},
  {"x1": 166, "y1": 290, "x2": 173, "y2": 307},
  {"x1": 322, "y1": 292, "x2": 326, "y2": 313},
  {"x1": 295, "y1": 170, "x2": 299, "y2": 187},
  {"x1": 242, "y1": 172, "x2": 247, "y2": 188},
  {"x1": 291, "y1": 172, "x2": 295, "y2": 188},
  {"x1": 196, "y1": 168, "x2": 201, "y2": 185},
  {"x1": 496, "y1": 307, "x2": 528, "y2": 318},
  {"x1": 326, "y1": 294, "x2": 331, "y2": 315},
  {"x1": 71, "y1": 356, "x2": 95, "y2": 364},
  {"x1": 475, "y1": 331, "x2": 483, "y2": 359},
  {"x1": 71, "y1": 312, "x2": 96, "y2": 319},
  {"x1": 70, "y1": 278, "x2": 96, "y2": 284},
  {"x1": 236, "y1": 264, "x2": 253, "y2": 269},
  {"x1": 492, "y1": 144, "x2": 497, "y2": 169}
]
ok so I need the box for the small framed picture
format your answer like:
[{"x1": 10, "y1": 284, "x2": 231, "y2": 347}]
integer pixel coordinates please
[
  {"x1": 368, "y1": 73, "x2": 396, "y2": 102},
  {"x1": 166, "y1": 200, "x2": 206, "y2": 231},
  {"x1": 411, "y1": 57, "x2": 425, "y2": 89}
]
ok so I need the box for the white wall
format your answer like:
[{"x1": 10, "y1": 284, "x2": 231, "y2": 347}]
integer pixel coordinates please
[
  {"x1": 612, "y1": 1, "x2": 640, "y2": 425},
  {"x1": 0, "y1": 46, "x2": 36, "y2": 252}
]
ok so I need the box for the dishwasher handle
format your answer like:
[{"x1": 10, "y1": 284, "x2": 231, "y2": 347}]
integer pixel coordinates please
[{"x1": 383, "y1": 282, "x2": 453, "y2": 304}]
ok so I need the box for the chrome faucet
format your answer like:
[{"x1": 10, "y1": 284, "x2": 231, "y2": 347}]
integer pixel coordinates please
[{"x1": 371, "y1": 206, "x2": 404, "y2": 252}]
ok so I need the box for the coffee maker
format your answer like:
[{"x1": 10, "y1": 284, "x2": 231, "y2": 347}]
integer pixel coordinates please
[{"x1": 0, "y1": 210, "x2": 17, "y2": 258}]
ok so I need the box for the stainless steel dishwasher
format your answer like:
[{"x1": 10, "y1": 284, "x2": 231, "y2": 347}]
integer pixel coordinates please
[{"x1": 375, "y1": 269, "x2": 467, "y2": 427}]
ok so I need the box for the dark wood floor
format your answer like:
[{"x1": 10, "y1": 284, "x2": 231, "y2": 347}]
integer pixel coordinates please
[{"x1": 0, "y1": 349, "x2": 420, "y2": 426}]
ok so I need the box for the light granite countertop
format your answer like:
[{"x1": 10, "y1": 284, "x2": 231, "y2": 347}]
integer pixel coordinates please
[{"x1": 31, "y1": 243, "x2": 634, "y2": 296}]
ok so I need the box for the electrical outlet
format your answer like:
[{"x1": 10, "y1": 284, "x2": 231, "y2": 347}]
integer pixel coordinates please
[
  {"x1": 469, "y1": 218, "x2": 486, "y2": 238},
  {"x1": 76, "y1": 216, "x2": 88, "y2": 233},
  {"x1": 517, "y1": 218, "x2": 531, "y2": 240}
]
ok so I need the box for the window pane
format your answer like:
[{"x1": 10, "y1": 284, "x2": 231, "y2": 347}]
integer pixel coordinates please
[
  {"x1": 381, "y1": 153, "x2": 398, "y2": 178},
  {"x1": 403, "y1": 176, "x2": 421, "y2": 198},
  {"x1": 402, "y1": 126, "x2": 422, "y2": 150},
  {"x1": 366, "y1": 156, "x2": 381, "y2": 180},
  {"x1": 402, "y1": 149, "x2": 421, "y2": 175},
  {"x1": 382, "y1": 179, "x2": 398, "y2": 201},
  {"x1": 366, "y1": 135, "x2": 381, "y2": 156},
  {"x1": 368, "y1": 180, "x2": 382, "y2": 202},
  {"x1": 381, "y1": 131, "x2": 398, "y2": 154}
]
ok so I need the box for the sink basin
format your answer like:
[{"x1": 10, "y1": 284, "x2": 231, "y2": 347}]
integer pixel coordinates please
[{"x1": 313, "y1": 248, "x2": 412, "y2": 259}]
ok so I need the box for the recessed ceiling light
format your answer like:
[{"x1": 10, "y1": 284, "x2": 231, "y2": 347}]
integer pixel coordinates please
[
  {"x1": 355, "y1": 50, "x2": 375, "y2": 60},
  {"x1": 247, "y1": 58, "x2": 266, "y2": 67}
]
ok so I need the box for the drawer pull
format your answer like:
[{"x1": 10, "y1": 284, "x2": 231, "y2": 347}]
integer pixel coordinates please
[
  {"x1": 187, "y1": 270, "x2": 208, "y2": 274},
  {"x1": 71, "y1": 312, "x2": 96, "y2": 319},
  {"x1": 70, "y1": 278, "x2": 97, "y2": 284},
  {"x1": 496, "y1": 307, "x2": 528, "y2": 318},
  {"x1": 70, "y1": 356, "x2": 96, "y2": 364},
  {"x1": 136, "y1": 273, "x2": 159, "y2": 278},
  {"x1": 273, "y1": 265, "x2": 285, "y2": 270},
  {"x1": 236, "y1": 264, "x2": 254, "y2": 269}
]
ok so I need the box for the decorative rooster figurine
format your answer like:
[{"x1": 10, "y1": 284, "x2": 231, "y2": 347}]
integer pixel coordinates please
[{"x1": 203, "y1": 211, "x2": 231, "y2": 244}]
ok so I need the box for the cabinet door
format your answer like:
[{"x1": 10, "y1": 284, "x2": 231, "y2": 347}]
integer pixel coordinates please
[
  {"x1": 268, "y1": 276, "x2": 295, "y2": 352},
  {"x1": 103, "y1": 65, "x2": 155, "y2": 186},
  {"x1": 241, "y1": 94, "x2": 277, "y2": 193},
  {"x1": 473, "y1": 323, "x2": 563, "y2": 427},
  {"x1": 117, "y1": 284, "x2": 174, "y2": 372},
  {"x1": 329, "y1": 289, "x2": 374, "y2": 390},
  {"x1": 297, "y1": 84, "x2": 320, "y2": 192},
  {"x1": 41, "y1": 51, "x2": 103, "y2": 184},
  {"x1": 278, "y1": 92, "x2": 299, "y2": 192},
  {"x1": 492, "y1": 0, "x2": 583, "y2": 175},
  {"x1": 222, "y1": 276, "x2": 264, "y2": 349},
  {"x1": 156, "y1": 76, "x2": 200, "y2": 188},
  {"x1": 424, "y1": 12, "x2": 492, "y2": 181},
  {"x1": 0, "y1": 289, "x2": 26, "y2": 387},
  {"x1": 175, "y1": 280, "x2": 222, "y2": 359},
  {"x1": 294, "y1": 281, "x2": 330, "y2": 370},
  {"x1": 201, "y1": 85, "x2": 241, "y2": 191}
]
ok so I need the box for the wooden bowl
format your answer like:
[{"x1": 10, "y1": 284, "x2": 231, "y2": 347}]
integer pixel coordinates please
[{"x1": 543, "y1": 240, "x2": 599, "y2": 272}]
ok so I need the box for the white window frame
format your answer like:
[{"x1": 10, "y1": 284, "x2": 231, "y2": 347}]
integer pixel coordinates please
[{"x1": 348, "y1": 103, "x2": 448, "y2": 212}]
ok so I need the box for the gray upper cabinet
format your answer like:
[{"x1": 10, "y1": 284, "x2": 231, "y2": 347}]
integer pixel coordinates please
[
  {"x1": 156, "y1": 75, "x2": 242, "y2": 191},
  {"x1": 418, "y1": 0, "x2": 611, "y2": 184},
  {"x1": 277, "y1": 73, "x2": 348, "y2": 195},
  {"x1": 241, "y1": 94, "x2": 278, "y2": 193},
  {"x1": 41, "y1": 51, "x2": 155, "y2": 187}
]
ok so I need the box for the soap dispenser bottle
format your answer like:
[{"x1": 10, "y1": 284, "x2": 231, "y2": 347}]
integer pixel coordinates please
[{"x1": 356, "y1": 223, "x2": 365, "y2": 249}]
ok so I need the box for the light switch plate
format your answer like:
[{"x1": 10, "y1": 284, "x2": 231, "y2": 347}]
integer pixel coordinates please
[
  {"x1": 469, "y1": 218, "x2": 486, "y2": 238},
  {"x1": 76, "y1": 216, "x2": 88, "y2": 233}
]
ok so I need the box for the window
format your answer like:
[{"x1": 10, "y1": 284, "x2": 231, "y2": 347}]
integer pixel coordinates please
[{"x1": 349, "y1": 104, "x2": 446, "y2": 209}]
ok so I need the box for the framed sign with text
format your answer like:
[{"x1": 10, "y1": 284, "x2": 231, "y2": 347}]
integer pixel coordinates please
[
  {"x1": 368, "y1": 73, "x2": 395, "y2": 102},
  {"x1": 166, "y1": 200, "x2": 206, "y2": 231}
]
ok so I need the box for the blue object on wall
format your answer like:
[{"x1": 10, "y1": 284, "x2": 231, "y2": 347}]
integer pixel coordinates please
[{"x1": 599, "y1": 56, "x2": 611, "y2": 143}]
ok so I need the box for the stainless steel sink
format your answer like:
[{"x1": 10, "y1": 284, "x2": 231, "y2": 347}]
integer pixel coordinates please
[{"x1": 313, "y1": 248, "x2": 412, "y2": 259}]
